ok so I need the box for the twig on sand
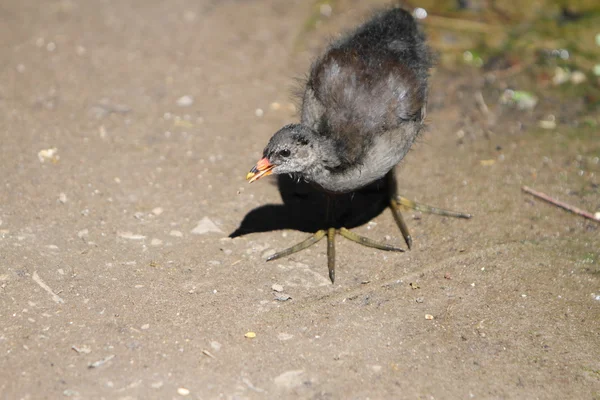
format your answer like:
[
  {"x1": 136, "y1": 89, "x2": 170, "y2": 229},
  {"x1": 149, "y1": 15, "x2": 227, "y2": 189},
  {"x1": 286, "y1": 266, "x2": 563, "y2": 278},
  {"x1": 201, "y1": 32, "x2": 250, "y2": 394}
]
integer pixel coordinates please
[
  {"x1": 522, "y1": 186, "x2": 600, "y2": 223},
  {"x1": 202, "y1": 350, "x2": 216, "y2": 359},
  {"x1": 88, "y1": 354, "x2": 115, "y2": 369},
  {"x1": 32, "y1": 271, "x2": 65, "y2": 304}
]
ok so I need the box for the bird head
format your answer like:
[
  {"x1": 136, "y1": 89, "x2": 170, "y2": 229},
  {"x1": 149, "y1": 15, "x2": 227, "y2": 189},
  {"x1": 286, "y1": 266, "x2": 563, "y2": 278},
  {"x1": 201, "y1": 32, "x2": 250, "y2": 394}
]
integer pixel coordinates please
[{"x1": 246, "y1": 124, "x2": 318, "y2": 183}]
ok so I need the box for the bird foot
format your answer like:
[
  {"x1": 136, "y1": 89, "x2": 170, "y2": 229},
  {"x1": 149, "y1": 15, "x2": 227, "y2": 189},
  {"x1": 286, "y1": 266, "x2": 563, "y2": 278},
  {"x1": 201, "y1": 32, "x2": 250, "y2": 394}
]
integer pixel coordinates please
[
  {"x1": 389, "y1": 195, "x2": 472, "y2": 249},
  {"x1": 267, "y1": 227, "x2": 404, "y2": 283}
]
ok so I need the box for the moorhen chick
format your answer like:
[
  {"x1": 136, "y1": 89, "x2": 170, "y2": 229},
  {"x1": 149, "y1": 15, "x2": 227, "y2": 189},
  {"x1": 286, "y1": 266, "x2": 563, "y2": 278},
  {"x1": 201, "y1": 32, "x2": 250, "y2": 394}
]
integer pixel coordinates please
[{"x1": 246, "y1": 8, "x2": 470, "y2": 283}]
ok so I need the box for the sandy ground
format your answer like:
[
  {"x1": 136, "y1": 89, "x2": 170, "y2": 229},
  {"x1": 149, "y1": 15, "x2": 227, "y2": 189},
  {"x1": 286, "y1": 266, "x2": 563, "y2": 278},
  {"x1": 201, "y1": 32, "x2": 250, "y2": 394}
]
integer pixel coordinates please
[{"x1": 1, "y1": 0, "x2": 599, "y2": 399}]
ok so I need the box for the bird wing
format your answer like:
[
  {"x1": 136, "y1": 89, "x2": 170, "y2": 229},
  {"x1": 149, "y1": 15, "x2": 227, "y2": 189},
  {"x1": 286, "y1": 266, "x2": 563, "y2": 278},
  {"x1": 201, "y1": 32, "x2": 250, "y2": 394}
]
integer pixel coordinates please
[{"x1": 304, "y1": 47, "x2": 425, "y2": 166}]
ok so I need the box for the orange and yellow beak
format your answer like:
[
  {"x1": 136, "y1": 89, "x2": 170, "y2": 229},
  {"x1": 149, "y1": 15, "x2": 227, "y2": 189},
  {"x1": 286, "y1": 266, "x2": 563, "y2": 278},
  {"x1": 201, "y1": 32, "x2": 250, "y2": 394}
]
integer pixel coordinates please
[{"x1": 246, "y1": 157, "x2": 275, "y2": 183}]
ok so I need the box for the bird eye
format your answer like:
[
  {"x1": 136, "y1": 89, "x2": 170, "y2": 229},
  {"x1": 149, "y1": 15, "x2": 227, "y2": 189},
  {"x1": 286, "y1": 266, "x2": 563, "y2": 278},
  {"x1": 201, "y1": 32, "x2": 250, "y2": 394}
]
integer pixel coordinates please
[{"x1": 279, "y1": 149, "x2": 291, "y2": 158}]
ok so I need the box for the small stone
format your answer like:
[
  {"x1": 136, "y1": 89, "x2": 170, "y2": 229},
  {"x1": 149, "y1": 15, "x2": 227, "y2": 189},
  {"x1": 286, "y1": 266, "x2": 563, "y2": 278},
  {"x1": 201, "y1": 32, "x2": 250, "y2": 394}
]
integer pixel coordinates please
[
  {"x1": 141, "y1": 324, "x2": 150, "y2": 330},
  {"x1": 274, "y1": 370, "x2": 305, "y2": 389},
  {"x1": 77, "y1": 229, "x2": 89, "y2": 239},
  {"x1": 370, "y1": 365, "x2": 383, "y2": 372},
  {"x1": 278, "y1": 332, "x2": 294, "y2": 341},
  {"x1": 176, "y1": 95, "x2": 194, "y2": 107},
  {"x1": 425, "y1": 314, "x2": 434, "y2": 320},
  {"x1": 151, "y1": 238, "x2": 163, "y2": 246},
  {"x1": 191, "y1": 217, "x2": 222, "y2": 235},
  {"x1": 274, "y1": 294, "x2": 292, "y2": 301},
  {"x1": 58, "y1": 192, "x2": 68, "y2": 203},
  {"x1": 255, "y1": 108, "x2": 264, "y2": 117},
  {"x1": 118, "y1": 231, "x2": 146, "y2": 240},
  {"x1": 152, "y1": 207, "x2": 163, "y2": 216},
  {"x1": 170, "y1": 230, "x2": 183, "y2": 237},
  {"x1": 271, "y1": 284, "x2": 284, "y2": 292},
  {"x1": 210, "y1": 341, "x2": 222, "y2": 351},
  {"x1": 177, "y1": 387, "x2": 190, "y2": 396},
  {"x1": 244, "y1": 331, "x2": 256, "y2": 339},
  {"x1": 269, "y1": 102, "x2": 281, "y2": 111},
  {"x1": 151, "y1": 381, "x2": 163, "y2": 389},
  {"x1": 37, "y1": 148, "x2": 59, "y2": 163}
]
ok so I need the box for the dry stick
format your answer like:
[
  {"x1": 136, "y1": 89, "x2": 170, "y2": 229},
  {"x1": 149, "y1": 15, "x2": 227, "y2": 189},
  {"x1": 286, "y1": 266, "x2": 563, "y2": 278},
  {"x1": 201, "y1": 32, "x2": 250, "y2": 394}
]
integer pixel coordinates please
[{"x1": 522, "y1": 186, "x2": 600, "y2": 223}]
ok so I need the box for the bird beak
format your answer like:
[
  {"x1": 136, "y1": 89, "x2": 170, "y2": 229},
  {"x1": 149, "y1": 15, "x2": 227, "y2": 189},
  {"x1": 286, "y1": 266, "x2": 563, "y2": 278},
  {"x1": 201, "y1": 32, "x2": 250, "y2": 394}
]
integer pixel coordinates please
[{"x1": 246, "y1": 157, "x2": 275, "y2": 183}]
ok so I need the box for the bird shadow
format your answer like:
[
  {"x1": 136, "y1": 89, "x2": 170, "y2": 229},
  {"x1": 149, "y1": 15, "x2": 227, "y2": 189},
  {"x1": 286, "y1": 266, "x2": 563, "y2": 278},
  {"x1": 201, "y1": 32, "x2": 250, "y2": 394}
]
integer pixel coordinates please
[{"x1": 229, "y1": 174, "x2": 391, "y2": 238}]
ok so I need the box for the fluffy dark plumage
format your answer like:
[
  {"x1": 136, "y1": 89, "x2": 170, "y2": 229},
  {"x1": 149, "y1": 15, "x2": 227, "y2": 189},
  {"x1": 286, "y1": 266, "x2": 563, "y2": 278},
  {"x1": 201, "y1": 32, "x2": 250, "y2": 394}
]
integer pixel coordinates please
[
  {"x1": 256, "y1": 8, "x2": 432, "y2": 194},
  {"x1": 303, "y1": 8, "x2": 431, "y2": 165}
]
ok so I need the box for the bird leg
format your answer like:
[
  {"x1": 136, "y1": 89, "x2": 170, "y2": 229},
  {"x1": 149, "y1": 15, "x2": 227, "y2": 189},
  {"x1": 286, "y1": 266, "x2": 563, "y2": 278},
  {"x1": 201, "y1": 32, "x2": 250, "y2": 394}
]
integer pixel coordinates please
[
  {"x1": 387, "y1": 170, "x2": 472, "y2": 249},
  {"x1": 266, "y1": 230, "x2": 327, "y2": 261},
  {"x1": 266, "y1": 172, "x2": 471, "y2": 283},
  {"x1": 266, "y1": 195, "x2": 404, "y2": 283}
]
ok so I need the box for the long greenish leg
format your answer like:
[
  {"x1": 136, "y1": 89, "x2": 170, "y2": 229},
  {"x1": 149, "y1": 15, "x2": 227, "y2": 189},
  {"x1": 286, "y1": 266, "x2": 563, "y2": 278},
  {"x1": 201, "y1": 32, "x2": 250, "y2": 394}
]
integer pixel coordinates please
[
  {"x1": 338, "y1": 228, "x2": 405, "y2": 252},
  {"x1": 387, "y1": 171, "x2": 413, "y2": 249},
  {"x1": 327, "y1": 228, "x2": 336, "y2": 283},
  {"x1": 266, "y1": 230, "x2": 327, "y2": 262},
  {"x1": 389, "y1": 202, "x2": 412, "y2": 249},
  {"x1": 393, "y1": 196, "x2": 472, "y2": 219},
  {"x1": 387, "y1": 170, "x2": 472, "y2": 249}
]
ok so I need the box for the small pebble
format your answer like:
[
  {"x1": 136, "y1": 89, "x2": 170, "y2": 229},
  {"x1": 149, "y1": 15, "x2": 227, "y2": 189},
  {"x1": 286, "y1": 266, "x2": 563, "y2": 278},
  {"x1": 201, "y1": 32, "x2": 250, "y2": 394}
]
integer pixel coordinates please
[
  {"x1": 141, "y1": 324, "x2": 150, "y2": 330},
  {"x1": 370, "y1": 365, "x2": 383, "y2": 372},
  {"x1": 38, "y1": 148, "x2": 59, "y2": 163},
  {"x1": 151, "y1": 238, "x2": 163, "y2": 246},
  {"x1": 77, "y1": 229, "x2": 89, "y2": 239},
  {"x1": 118, "y1": 231, "x2": 146, "y2": 240},
  {"x1": 245, "y1": 331, "x2": 256, "y2": 339},
  {"x1": 170, "y1": 230, "x2": 183, "y2": 237},
  {"x1": 210, "y1": 341, "x2": 222, "y2": 351},
  {"x1": 425, "y1": 314, "x2": 434, "y2": 320},
  {"x1": 152, "y1": 207, "x2": 163, "y2": 216},
  {"x1": 176, "y1": 95, "x2": 194, "y2": 107},
  {"x1": 274, "y1": 294, "x2": 292, "y2": 302},
  {"x1": 255, "y1": 108, "x2": 264, "y2": 117},
  {"x1": 177, "y1": 387, "x2": 190, "y2": 396},
  {"x1": 191, "y1": 217, "x2": 222, "y2": 235},
  {"x1": 272, "y1": 284, "x2": 284, "y2": 292},
  {"x1": 58, "y1": 193, "x2": 68, "y2": 203},
  {"x1": 278, "y1": 332, "x2": 294, "y2": 341}
]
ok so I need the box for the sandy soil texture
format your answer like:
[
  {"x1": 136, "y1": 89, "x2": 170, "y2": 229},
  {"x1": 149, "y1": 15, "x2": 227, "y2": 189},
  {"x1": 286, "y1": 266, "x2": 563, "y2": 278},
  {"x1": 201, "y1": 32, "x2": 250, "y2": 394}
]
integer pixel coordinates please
[{"x1": 1, "y1": 0, "x2": 599, "y2": 399}]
